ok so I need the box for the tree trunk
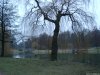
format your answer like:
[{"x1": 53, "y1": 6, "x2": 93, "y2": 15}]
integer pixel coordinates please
[
  {"x1": 1, "y1": 0, "x2": 5, "y2": 57},
  {"x1": 1, "y1": 28, "x2": 5, "y2": 57},
  {"x1": 1, "y1": 20, "x2": 5, "y2": 57},
  {"x1": 51, "y1": 23, "x2": 59, "y2": 61}
]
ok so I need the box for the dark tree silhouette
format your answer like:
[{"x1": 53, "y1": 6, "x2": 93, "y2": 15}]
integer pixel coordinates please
[
  {"x1": 25, "y1": 0, "x2": 94, "y2": 61},
  {"x1": 0, "y1": 0, "x2": 18, "y2": 56}
]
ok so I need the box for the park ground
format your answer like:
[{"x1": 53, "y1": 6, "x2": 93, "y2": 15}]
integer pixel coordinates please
[{"x1": 0, "y1": 57, "x2": 100, "y2": 75}]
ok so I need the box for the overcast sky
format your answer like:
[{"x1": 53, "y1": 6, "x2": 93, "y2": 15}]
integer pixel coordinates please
[
  {"x1": 11, "y1": 0, "x2": 100, "y2": 37},
  {"x1": 93, "y1": 0, "x2": 100, "y2": 26}
]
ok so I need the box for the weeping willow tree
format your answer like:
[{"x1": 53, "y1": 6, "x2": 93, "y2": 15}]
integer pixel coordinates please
[{"x1": 24, "y1": 0, "x2": 94, "y2": 61}]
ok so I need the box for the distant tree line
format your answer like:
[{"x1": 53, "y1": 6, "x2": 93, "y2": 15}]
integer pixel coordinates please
[{"x1": 17, "y1": 28, "x2": 100, "y2": 50}]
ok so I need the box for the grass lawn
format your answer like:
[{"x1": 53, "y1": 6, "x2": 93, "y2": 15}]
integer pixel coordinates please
[{"x1": 0, "y1": 58, "x2": 100, "y2": 75}]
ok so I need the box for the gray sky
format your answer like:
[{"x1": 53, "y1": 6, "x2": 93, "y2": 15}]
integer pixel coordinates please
[
  {"x1": 93, "y1": 0, "x2": 100, "y2": 27},
  {"x1": 11, "y1": 0, "x2": 100, "y2": 37}
]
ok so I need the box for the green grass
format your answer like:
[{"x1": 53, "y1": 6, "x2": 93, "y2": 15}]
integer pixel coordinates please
[{"x1": 0, "y1": 58, "x2": 100, "y2": 75}]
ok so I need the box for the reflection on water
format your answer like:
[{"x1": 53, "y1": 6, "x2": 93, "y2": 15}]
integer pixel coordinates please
[
  {"x1": 13, "y1": 49, "x2": 33, "y2": 58},
  {"x1": 13, "y1": 54, "x2": 25, "y2": 58}
]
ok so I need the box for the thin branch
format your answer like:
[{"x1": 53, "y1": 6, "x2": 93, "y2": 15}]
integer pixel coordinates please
[{"x1": 35, "y1": 0, "x2": 56, "y2": 23}]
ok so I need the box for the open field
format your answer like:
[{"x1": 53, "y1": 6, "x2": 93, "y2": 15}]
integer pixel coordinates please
[{"x1": 0, "y1": 58, "x2": 100, "y2": 75}]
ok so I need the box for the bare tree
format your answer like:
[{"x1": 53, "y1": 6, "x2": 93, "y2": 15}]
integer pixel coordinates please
[
  {"x1": 0, "y1": 0, "x2": 18, "y2": 57},
  {"x1": 25, "y1": 0, "x2": 94, "y2": 61}
]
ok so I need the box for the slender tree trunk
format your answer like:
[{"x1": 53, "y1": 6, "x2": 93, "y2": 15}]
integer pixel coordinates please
[
  {"x1": 51, "y1": 23, "x2": 60, "y2": 61},
  {"x1": 1, "y1": 0, "x2": 5, "y2": 57},
  {"x1": 1, "y1": 16, "x2": 5, "y2": 57},
  {"x1": 1, "y1": 23, "x2": 5, "y2": 57}
]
